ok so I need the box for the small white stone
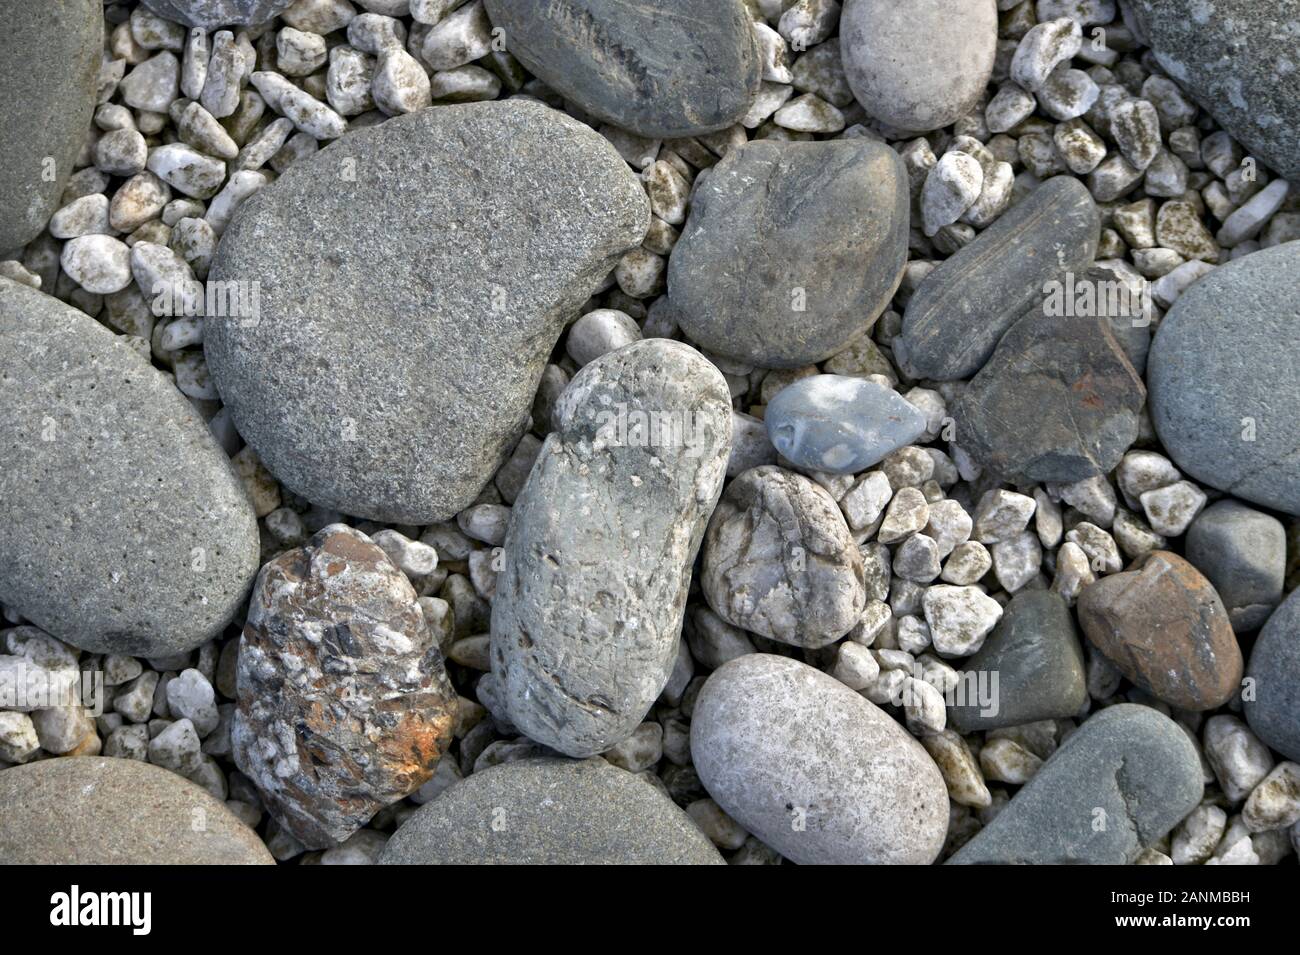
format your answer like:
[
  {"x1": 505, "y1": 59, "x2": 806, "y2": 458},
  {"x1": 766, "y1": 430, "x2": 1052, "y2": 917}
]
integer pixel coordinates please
[
  {"x1": 250, "y1": 70, "x2": 348, "y2": 140},
  {"x1": 828, "y1": 641, "x2": 880, "y2": 691},
  {"x1": 991, "y1": 531, "x2": 1042, "y2": 592},
  {"x1": 49, "y1": 193, "x2": 113, "y2": 239},
  {"x1": 979, "y1": 736, "x2": 1042, "y2": 784},
  {"x1": 147, "y1": 143, "x2": 228, "y2": 199},
  {"x1": 1171, "y1": 803, "x2": 1227, "y2": 865},
  {"x1": 421, "y1": 0, "x2": 492, "y2": 71},
  {"x1": 566, "y1": 309, "x2": 641, "y2": 367},
  {"x1": 1010, "y1": 17, "x2": 1082, "y2": 92},
  {"x1": 921, "y1": 151, "x2": 983, "y2": 237},
  {"x1": 1242, "y1": 762, "x2": 1300, "y2": 833},
  {"x1": 1203, "y1": 715, "x2": 1274, "y2": 803},
  {"x1": 1051, "y1": 540, "x2": 1095, "y2": 603},
  {"x1": 61, "y1": 235, "x2": 133, "y2": 294},
  {"x1": 372, "y1": 47, "x2": 432, "y2": 115},
  {"x1": 1140, "y1": 480, "x2": 1207, "y2": 537},
  {"x1": 972, "y1": 488, "x2": 1037, "y2": 543},
  {"x1": 772, "y1": 93, "x2": 844, "y2": 133},
  {"x1": 923, "y1": 584, "x2": 1003, "y2": 657}
]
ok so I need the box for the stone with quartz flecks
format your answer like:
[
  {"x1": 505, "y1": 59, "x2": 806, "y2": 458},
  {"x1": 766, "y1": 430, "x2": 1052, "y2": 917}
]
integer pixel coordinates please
[
  {"x1": 141, "y1": 1, "x2": 295, "y2": 28},
  {"x1": 206, "y1": 101, "x2": 648, "y2": 523}
]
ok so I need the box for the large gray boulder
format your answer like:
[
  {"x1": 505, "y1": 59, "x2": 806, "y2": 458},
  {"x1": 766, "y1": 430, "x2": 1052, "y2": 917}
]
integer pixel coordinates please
[
  {"x1": 0, "y1": 2, "x2": 100, "y2": 252},
  {"x1": 380, "y1": 758, "x2": 724, "y2": 864},
  {"x1": 491, "y1": 340, "x2": 732, "y2": 758},
  {"x1": 0, "y1": 280, "x2": 259, "y2": 657},
  {"x1": 483, "y1": 0, "x2": 760, "y2": 138},
  {"x1": 206, "y1": 100, "x2": 648, "y2": 523},
  {"x1": 0, "y1": 757, "x2": 274, "y2": 864},
  {"x1": 669, "y1": 138, "x2": 909, "y2": 368}
]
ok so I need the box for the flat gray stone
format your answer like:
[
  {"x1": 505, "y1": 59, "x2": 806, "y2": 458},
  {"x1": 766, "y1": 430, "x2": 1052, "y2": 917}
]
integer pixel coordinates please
[
  {"x1": 1244, "y1": 589, "x2": 1300, "y2": 762},
  {"x1": 0, "y1": 280, "x2": 259, "y2": 656},
  {"x1": 142, "y1": 1, "x2": 294, "y2": 28},
  {"x1": 765, "y1": 374, "x2": 928, "y2": 474},
  {"x1": 896, "y1": 176, "x2": 1100, "y2": 381},
  {"x1": 491, "y1": 340, "x2": 732, "y2": 758},
  {"x1": 483, "y1": 0, "x2": 759, "y2": 138},
  {"x1": 668, "y1": 138, "x2": 909, "y2": 368},
  {"x1": 841, "y1": 0, "x2": 998, "y2": 132},
  {"x1": 949, "y1": 703, "x2": 1204, "y2": 864},
  {"x1": 949, "y1": 590, "x2": 1088, "y2": 732},
  {"x1": 1125, "y1": 0, "x2": 1300, "y2": 179},
  {"x1": 206, "y1": 101, "x2": 648, "y2": 523},
  {"x1": 1185, "y1": 499, "x2": 1286, "y2": 632},
  {"x1": 0, "y1": 757, "x2": 273, "y2": 864},
  {"x1": 691, "y1": 654, "x2": 949, "y2": 864},
  {"x1": 380, "y1": 758, "x2": 724, "y2": 864},
  {"x1": 0, "y1": 1, "x2": 100, "y2": 251},
  {"x1": 1147, "y1": 241, "x2": 1300, "y2": 516}
]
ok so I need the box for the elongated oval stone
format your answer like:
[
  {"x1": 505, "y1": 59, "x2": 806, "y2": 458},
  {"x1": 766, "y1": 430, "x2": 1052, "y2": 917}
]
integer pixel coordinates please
[
  {"x1": 141, "y1": 1, "x2": 295, "y2": 29},
  {"x1": 491, "y1": 340, "x2": 732, "y2": 758},
  {"x1": 483, "y1": 0, "x2": 760, "y2": 138},
  {"x1": 206, "y1": 100, "x2": 649, "y2": 523},
  {"x1": 949, "y1": 703, "x2": 1204, "y2": 864},
  {"x1": 0, "y1": 2, "x2": 101, "y2": 251},
  {"x1": 0, "y1": 757, "x2": 273, "y2": 864},
  {"x1": 381, "y1": 758, "x2": 723, "y2": 864},
  {"x1": 1244, "y1": 589, "x2": 1300, "y2": 762},
  {"x1": 896, "y1": 176, "x2": 1100, "y2": 381},
  {"x1": 841, "y1": 0, "x2": 997, "y2": 132},
  {"x1": 691, "y1": 654, "x2": 949, "y2": 864},
  {"x1": 668, "y1": 138, "x2": 909, "y2": 369},
  {"x1": 0, "y1": 280, "x2": 259, "y2": 656}
]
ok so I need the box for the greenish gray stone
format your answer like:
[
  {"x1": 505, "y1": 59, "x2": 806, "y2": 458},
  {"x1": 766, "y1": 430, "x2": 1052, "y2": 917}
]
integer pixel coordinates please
[
  {"x1": 668, "y1": 138, "x2": 909, "y2": 369},
  {"x1": 1244, "y1": 589, "x2": 1300, "y2": 762},
  {"x1": 949, "y1": 703, "x2": 1204, "y2": 864},
  {"x1": 0, "y1": 280, "x2": 259, "y2": 656},
  {"x1": 0, "y1": 757, "x2": 274, "y2": 864},
  {"x1": 483, "y1": 0, "x2": 760, "y2": 138},
  {"x1": 0, "y1": 1, "x2": 101, "y2": 252},
  {"x1": 1185, "y1": 499, "x2": 1286, "y2": 632},
  {"x1": 1147, "y1": 241, "x2": 1300, "y2": 516},
  {"x1": 896, "y1": 176, "x2": 1100, "y2": 381},
  {"x1": 380, "y1": 758, "x2": 724, "y2": 864},
  {"x1": 206, "y1": 101, "x2": 648, "y2": 523},
  {"x1": 949, "y1": 590, "x2": 1088, "y2": 732}
]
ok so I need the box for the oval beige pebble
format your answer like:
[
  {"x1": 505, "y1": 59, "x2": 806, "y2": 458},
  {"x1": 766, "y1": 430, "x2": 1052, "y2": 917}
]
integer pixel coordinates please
[
  {"x1": 0, "y1": 757, "x2": 273, "y2": 863},
  {"x1": 690, "y1": 653, "x2": 950, "y2": 864}
]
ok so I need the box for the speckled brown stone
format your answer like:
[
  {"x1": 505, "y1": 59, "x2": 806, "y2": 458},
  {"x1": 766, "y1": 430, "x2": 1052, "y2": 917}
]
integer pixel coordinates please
[{"x1": 1077, "y1": 551, "x2": 1242, "y2": 711}]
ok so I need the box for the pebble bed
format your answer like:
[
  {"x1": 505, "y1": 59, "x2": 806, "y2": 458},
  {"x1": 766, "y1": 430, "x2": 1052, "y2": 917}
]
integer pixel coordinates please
[{"x1": 0, "y1": 0, "x2": 1298, "y2": 865}]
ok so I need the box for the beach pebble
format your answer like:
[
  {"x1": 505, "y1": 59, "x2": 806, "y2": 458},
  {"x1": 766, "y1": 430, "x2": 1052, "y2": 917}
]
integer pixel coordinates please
[
  {"x1": 923, "y1": 584, "x2": 1003, "y2": 657},
  {"x1": 1244, "y1": 591, "x2": 1300, "y2": 762},
  {"x1": 1185, "y1": 501, "x2": 1286, "y2": 632}
]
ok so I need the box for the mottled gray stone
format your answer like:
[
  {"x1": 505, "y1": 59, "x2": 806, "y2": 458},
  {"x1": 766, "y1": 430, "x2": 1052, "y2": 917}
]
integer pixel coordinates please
[
  {"x1": 1147, "y1": 241, "x2": 1300, "y2": 516},
  {"x1": 0, "y1": 1, "x2": 101, "y2": 251},
  {"x1": 0, "y1": 280, "x2": 259, "y2": 656},
  {"x1": 1185, "y1": 500, "x2": 1286, "y2": 632},
  {"x1": 702, "y1": 466, "x2": 866, "y2": 649},
  {"x1": 0, "y1": 757, "x2": 273, "y2": 863},
  {"x1": 955, "y1": 310, "x2": 1145, "y2": 483},
  {"x1": 1125, "y1": 0, "x2": 1300, "y2": 179},
  {"x1": 896, "y1": 176, "x2": 1100, "y2": 381},
  {"x1": 691, "y1": 654, "x2": 949, "y2": 865},
  {"x1": 491, "y1": 340, "x2": 731, "y2": 758},
  {"x1": 765, "y1": 374, "x2": 928, "y2": 474},
  {"x1": 483, "y1": 0, "x2": 759, "y2": 138},
  {"x1": 668, "y1": 138, "x2": 909, "y2": 368},
  {"x1": 142, "y1": 0, "x2": 294, "y2": 28},
  {"x1": 841, "y1": 0, "x2": 998, "y2": 132},
  {"x1": 1244, "y1": 590, "x2": 1300, "y2": 762},
  {"x1": 949, "y1": 703, "x2": 1204, "y2": 864},
  {"x1": 380, "y1": 757, "x2": 723, "y2": 864},
  {"x1": 206, "y1": 101, "x2": 648, "y2": 523},
  {"x1": 949, "y1": 591, "x2": 1087, "y2": 732}
]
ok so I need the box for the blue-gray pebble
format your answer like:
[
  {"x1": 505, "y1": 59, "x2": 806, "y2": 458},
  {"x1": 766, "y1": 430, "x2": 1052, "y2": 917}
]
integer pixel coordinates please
[
  {"x1": 765, "y1": 375, "x2": 927, "y2": 475},
  {"x1": 1244, "y1": 589, "x2": 1300, "y2": 762}
]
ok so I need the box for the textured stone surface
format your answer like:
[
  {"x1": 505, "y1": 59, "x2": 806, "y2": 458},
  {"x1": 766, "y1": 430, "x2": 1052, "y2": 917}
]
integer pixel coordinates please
[
  {"x1": 0, "y1": 1, "x2": 100, "y2": 252},
  {"x1": 954, "y1": 310, "x2": 1145, "y2": 483},
  {"x1": 1078, "y1": 551, "x2": 1243, "y2": 711},
  {"x1": 1244, "y1": 590, "x2": 1300, "y2": 762},
  {"x1": 841, "y1": 0, "x2": 997, "y2": 132},
  {"x1": 0, "y1": 757, "x2": 273, "y2": 864},
  {"x1": 232, "y1": 525, "x2": 458, "y2": 849},
  {"x1": 0, "y1": 280, "x2": 259, "y2": 656},
  {"x1": 949, "y1": 704, "x2": 1203, "y2": 864},
  {"x1": 691, "y1": 654, "x2": 949, "y2": 865},
  {"x1": 206, "y1": 101, "x2": 648, "y2": 523},
  {"x1": 949, "y1": 591, "x2": 1088, "y2": 732},
  {"x1": 381, "y1": 758, "x2": 723, "y2": 864},
  {"x1": 668, "y1": 138, "x2": 908, "y2": 368},
  {"x1": 701, "y1": 466, "x2": 867, "y2": 649},
  {"x1": 491, "y1": 340, "x2": 731, "y2": 758},
  {"x1": 765, "y1": 375, "x2": 928, "y2": 474},
  {"x1": 142, "y1": 0, "x2": 294, "y2": 28},
  {"x1": 1185, "y1": 500, "x2": 1286, "y2": 632},
  {"x1": 1147, "y1": 241, "x2": 1300, "y2": 516},
  {"x1": 483, "y1": 0, "x2": 760, "y2": 138},
  {"x1": 896, "y1": 176, "x2": 1100, "y2": 381},
  {"x1": 1125, "y1": 0, "x2": 1300, "y2": 179}
]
